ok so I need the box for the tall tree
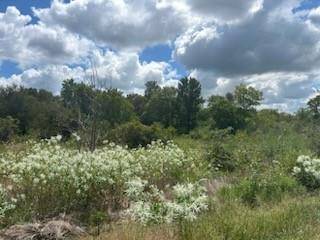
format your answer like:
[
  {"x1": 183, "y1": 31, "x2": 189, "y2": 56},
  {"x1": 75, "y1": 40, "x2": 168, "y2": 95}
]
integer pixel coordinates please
[
  {"x1": 234, "y1": 84, "x2": 263, "y2": 110},
  {"x1": 127, "y1": 94, "x2": 146, "y2": 119},
  {"x1": 144, "y1": 81, "x2": 161, "y2": 99},
  {"x1": 142, "y1": 87, "x2": 178, "y2": 127},
  {"x1": 208, "y1": 95, "x2": 246, "y2": 131},
  {"x1": 177, "y1": 77, "x2": 203, "y2": 133},
  {"x1": 307, "y1": 94, "x2": 320, "y2": 118}
]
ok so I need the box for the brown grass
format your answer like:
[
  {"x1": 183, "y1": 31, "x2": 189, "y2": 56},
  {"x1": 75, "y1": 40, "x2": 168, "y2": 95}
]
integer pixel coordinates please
[
  {"x1": 1, "y1": 220, "x2": 86, "y2": 240},
  {"x1": 81, "y1": 223, "x2": 177, "y2": 240}
]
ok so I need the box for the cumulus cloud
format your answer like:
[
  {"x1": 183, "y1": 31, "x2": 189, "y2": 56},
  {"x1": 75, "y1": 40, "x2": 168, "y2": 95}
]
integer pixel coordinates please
[
  {"x1": 89, "y1": 50, "x2": 178, "y2": 91},
  {"x1": 0, "y1": 0, "x2": 320, "y2": 111},
  {"x1": 171, "y1": 0, "x2": 320, "y2": 110},
  {"x1": 0, "y1": 65, "x2": 85, "y2": 94},
  {"x1": 184, "y1": 0, "x2": 263, "y2": 22},
  {"x1": 34, "y1": 0, "x2": 190, "y2": 50},
  {"x1": 175, "y1": 0, "x2": 320, "y2": 76},
  {"x1": 0, "y1": 50, "x2": 178, "y2": 95},
  {"x1": 308, "y1": 7, "x2": 320, "y2": 25},
  {"x1": 0, "y1": 6, "x2": 94, "y2": 68}
]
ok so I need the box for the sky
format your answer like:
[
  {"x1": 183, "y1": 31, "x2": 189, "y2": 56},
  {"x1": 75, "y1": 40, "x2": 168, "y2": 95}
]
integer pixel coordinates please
[{"x1": 1, "y1": 0, "x2": 320, "y2": 112}]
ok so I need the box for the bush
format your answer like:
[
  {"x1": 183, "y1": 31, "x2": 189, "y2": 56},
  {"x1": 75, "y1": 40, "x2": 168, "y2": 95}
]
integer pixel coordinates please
[
  {"x1": 219, "y1": 173, "x2": 303, "y2": 206},
  {"x1": 0, "y1": 137, "x2": 206, "y2": 225},
  {"x1": 0, "y1": 117, "x2": 19, "y2": 142},
  {"x1": 206, "y1": 144, "x2": 236, "y2": 172},
  {"x1": 108, "y1": 121, "x2": 175, "y2": 148},
  {"x1": 293, "y1": 155, "x2": 320, "y2": 190},
  {"x1": 202, "y1": 128, "x2": 235, "y2": 172},
  {"x1": 125, "y1": 180, "x2": 208, "y2": 224}
]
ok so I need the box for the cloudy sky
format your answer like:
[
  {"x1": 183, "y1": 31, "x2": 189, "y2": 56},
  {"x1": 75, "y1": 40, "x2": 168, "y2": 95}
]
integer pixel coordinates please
[{"x1": 1, "y1": 0, "x2": 320, "y2": 112}]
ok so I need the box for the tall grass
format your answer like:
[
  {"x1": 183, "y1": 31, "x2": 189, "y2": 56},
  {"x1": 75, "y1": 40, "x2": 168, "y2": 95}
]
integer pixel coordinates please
[{"x1": 83, "y1": 196, "x2": 320, "y2": 240}]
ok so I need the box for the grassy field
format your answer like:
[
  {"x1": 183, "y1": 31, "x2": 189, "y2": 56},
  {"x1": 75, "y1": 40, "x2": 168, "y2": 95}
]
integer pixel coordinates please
[
  {"x1": 0, "y1": 122, "x2": 320, "y2": 240},
  {"x1": 81, "y1": 196, "x2": 320, "y2": 240}
]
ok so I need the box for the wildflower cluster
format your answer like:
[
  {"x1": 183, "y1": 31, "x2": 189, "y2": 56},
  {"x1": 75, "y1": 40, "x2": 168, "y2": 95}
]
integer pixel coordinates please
[
  {"x1": 125, "y1": 179, "x2": 208, "y2": 224},
  {"x1": 0, "y1": 136, "x2": 208, "y2": 223},
  {"x1": 0, "y1": 186, "x2": 15, "y2": 220},
  {"x1": 293, "y1": 155, "x2": 320, "y2": 190}
]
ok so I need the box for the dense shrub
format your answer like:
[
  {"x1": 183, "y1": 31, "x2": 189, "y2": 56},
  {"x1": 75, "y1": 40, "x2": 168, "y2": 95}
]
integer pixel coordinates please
[
  {"x1": 0, "y1": 117, "x2": 19, "y2": 142},
  {"x1": 0, "y1": 137, "x2": 207, "y2": 225},
  {"x1": 126, "y1": 179, "x2": 208, "y2": 224},
  {"x1": 293, "y1": 155, "x2": 320, "y2": 190},
  {"x1": 206, "y1": 144, "x2": 236, "y2": 172},
  {"x1": 108, "y1": 121, "x2": 175, "y2": 148},
  {"x1": 219, "y1": 173, "x2": 302, "y2": 206}
]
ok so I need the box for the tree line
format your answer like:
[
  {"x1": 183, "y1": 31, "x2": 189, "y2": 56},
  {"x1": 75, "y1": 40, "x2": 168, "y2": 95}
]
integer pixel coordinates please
[{"x1": 0, "y1": 77, "x2": 318, "y2": 148}]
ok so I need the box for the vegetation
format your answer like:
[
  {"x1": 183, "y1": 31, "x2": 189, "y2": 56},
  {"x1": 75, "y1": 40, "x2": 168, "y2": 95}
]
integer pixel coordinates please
[{"x1": 0, "y1": 77, "x2": 320, "y2": 239}]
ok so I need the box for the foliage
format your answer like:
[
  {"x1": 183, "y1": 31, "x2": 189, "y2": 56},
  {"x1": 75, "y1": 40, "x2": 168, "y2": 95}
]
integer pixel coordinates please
[
  {"x1": 126, "y1": 179, "x2": 208, "y2": 224},
  {"x1": 142, "y1": 87, "x2": 178, "y2": 127},
  {"x1": 177, "y1": 77, "x2": 203, "y2": 133},
  {"x1": 207, "y1": 96, "x2": 246, "y2": 131},
  {"x1": 0, "y1": 137, "x2": 207, "y2": 225},
  {"x1": 234, "y1": 84, "x2": 263, "y2": 110},
  {"x1": 307, "y1": 94, "x2": 320, "y2": 118},
  {"x1": 108, "y1": 121, "x2": 175, "y2": 148},
  {"x1": 82, "y1": 197, "x2": 320, "y2": 240},
  {"x1": 219, "y1": 173, "x2": 303, "y2": 206},
  {"x1": 0, "y1": 117, "x2": 19, "y2": 142},
  {"x1": 293, "y1": 155, "x2": 320, "y2": 190},
  {"x1": 0, "y1": 186, "x2": 15, "y2": 224}
]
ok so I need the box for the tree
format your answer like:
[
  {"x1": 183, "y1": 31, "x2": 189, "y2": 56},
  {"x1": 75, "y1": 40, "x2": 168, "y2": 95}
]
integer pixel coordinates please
[
  {"x1": 177, "y1": 77, "x2": 203, "y2": 133},
  {"x1": 0, "y1": 116, "x2": 19, "y2": 142},
  {"x1": 144, "y1": 81, "x2": 161, "y2": 99},
  {"x1": 142, "y1": 87, "x2": 178, "y2": 127},
  {"x1": 208, "y1": 96, "x2": 246, "y2": 131},
  {"x1": 307, "y1": 94, "x2": 320, "y2": 118},
  {"x1": 127, "y1": 94, "x2": 146, "y2": 119},
  {"x1": 234, "y1": 84, "x2": 263, "y2": 110},
  {"x1": 96, "y1": 89, "x2": 134, "y2": 127}
]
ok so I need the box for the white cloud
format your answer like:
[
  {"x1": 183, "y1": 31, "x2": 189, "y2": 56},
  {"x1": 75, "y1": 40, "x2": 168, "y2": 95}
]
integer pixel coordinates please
[
  {"x1": 184, "y1": 0, "x2": 263, "y2": 22},
  {"x1": 0, "y1": 0, "x2": 320, "y2": 112},
  {"x1": 0, "y1": 50, "x2": 178, "y2": 95},
  {"x1": 34, "y1": 0, "x2": 191, "y2": 51},
  {"x1": 174, "y1": 2, "x2": 320, "y2": 75},
  {"x1": 189, "y1": 69, "x2": 318, "y2": 112},
  {"x1": 0, "y1": 65, "x2": 85, "y2": 95},
  {"x1": 89, "y1": 50, "x2": 178, "y2": 91},
  {"x1": 0, "y1": 7, "x2": 94, "y2": 68},
  {"x1": 308, "y1": 7, "x2": 320, "y2": 25}
]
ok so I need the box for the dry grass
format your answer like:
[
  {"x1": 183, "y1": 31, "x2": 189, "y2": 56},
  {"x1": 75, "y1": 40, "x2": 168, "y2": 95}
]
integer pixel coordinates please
[
  {"x1": 81, "y1": 223, "x2": 177, "y2": 240},
  {"x1": 1, "y1": 219, "x2": 86, "y2": 240}
]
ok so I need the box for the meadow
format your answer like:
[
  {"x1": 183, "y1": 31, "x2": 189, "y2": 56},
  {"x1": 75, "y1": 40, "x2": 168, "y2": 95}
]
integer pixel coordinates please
[
  {"x1": 0, "y1": 82, "x2": 319, "y2": 239},
  {"x1": 0, "y1": 116, "x2": 320, "y2": 240}
]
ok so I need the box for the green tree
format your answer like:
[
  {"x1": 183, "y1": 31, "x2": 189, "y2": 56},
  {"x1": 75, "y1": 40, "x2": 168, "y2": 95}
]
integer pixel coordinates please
[
  {"x1": 96, "y1": 89, "x2": 134, "y2": 127},
  {"x1": 234, "y1": 84, "x2": 263, "y2": 110},
  {"x1": 0, "y1": 116, "x2": 19, "y2": 142},
  {"x1": 177, "y1": 77, "x2": 203, "y2": 133},
  {"x1": 127, "y1": 94, "x2": 146, "y2": 119},
  {"x1": 144, "y1": 81, "x2": 161, "y2": 99},
  {"x1": 208, "y1": 95, "x2": 246, "y2": 131},
  {"x1": 142, "y1": 87, "x2": 178, "y2": 127},
  {"x1": 307, "y1": 94, "x2": 320, "y2": 118}
]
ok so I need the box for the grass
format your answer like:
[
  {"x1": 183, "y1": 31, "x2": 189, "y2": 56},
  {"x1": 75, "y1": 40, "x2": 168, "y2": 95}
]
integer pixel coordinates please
[{"x1": 80, "y1": 196, "x2": 320, "y2": 240}]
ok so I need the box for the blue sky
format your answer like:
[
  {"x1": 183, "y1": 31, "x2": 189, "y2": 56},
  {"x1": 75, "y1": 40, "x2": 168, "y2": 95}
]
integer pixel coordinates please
[{"x1": 0, "y1": 0, "x2": 320, "y2": 112}]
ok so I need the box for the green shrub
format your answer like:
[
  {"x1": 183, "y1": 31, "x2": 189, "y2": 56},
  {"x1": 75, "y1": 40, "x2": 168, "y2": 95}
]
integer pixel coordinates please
[
  {"x1": 206, "y1": 144, "x2": 236, "y2": 172},
  {"x1": 108, "y1": 121, "x2": 175, "y2": 148},
  {"x1": 219, "y1": 173, "x2": 303, "y2": 206},
  {"x1": 293, "y1": 155, "x2": 320, "y2": 191},
  {"x1": 0, "y1": 116, "x2": 19, "y2": 142}
]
